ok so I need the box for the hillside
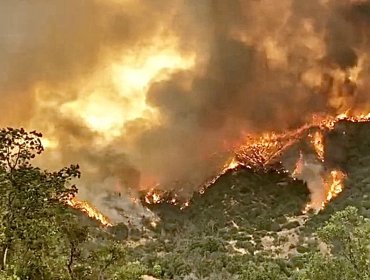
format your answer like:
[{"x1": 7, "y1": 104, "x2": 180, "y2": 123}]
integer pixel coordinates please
[
  {"x1": 101, "y1": 120, "x2": 370, "y2": 279},
  {"x1": 1, "y1": 124, "x2": 369, "y2": 279}
]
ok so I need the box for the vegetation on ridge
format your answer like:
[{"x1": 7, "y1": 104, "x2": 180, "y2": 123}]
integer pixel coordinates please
[{"x1": 0, "y1": 126, "x2": 370, "y2": 279}]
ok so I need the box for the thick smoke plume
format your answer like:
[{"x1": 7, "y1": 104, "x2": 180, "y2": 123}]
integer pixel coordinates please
[{"x1": 1, "y1": 0, "x2": 370, "y2": 208}]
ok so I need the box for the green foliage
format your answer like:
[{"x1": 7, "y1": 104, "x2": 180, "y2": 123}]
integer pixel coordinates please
[
  {"x1": 0, "y1": 126, "x2": 370, "y2": 280},
  {"x1": 240, "y1": 261, "x2": 288, "y2": 280},
  {"x1": 112, "y1": 261, "x2": 147, "y2": 280},
  {"x1": 0, "y1": 128, "x2": 130, "y2": 280},
  {"x1": 295, "y1": 253, "x2": 359, "y2": 280},
  {"x1": 88, "y1": 240, "x2": 128, "y2": 278},
  {"x1": 0, "y1": 128, "x2": 82, "y2": 279},
  {"x1": 152, "y1": 263, "x2": 163, "y2": 278},
  {"x1": 0, "y1": 270, "x2": 20, "y2": 280},
  {"x1": 295, "y1": 206, "x2": 370, "y2": 280}
]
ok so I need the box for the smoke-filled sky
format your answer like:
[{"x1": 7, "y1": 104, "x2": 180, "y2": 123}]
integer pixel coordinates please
[{"x1": 1, "y1": 0, "x2": 370, "y2": 200}]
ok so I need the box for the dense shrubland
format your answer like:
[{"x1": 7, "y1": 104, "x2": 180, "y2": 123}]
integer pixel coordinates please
[{"x1": 0, "y1": 127, "x2": 370, "y2": 279}]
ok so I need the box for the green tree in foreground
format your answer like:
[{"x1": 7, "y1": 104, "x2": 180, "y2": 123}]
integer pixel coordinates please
[
  {"x1": 0, "y1": 128, "x2": 81, "y2": 278},
  {"x1": 0, "y1": 128, "x2": 145, "y2": 280},
  {"x1": 296, "y1": 206, "x2": 370, "y2": 280}
]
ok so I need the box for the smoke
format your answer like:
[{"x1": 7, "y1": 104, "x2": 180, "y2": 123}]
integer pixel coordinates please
[
  {"x1": 1, "y1": 0, "x2": 370, "y2": 210},
  {"x1": 290, "y1": 153, "x2": 326, "y2": 210}
]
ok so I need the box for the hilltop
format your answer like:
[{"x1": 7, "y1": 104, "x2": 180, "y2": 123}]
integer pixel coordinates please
[{"x1": 99, "y1": 120, "x2": 370, "y2": 279}]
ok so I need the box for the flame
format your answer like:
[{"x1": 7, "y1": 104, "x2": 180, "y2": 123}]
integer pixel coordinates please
[
  {"x1": 198, "y1": 157, "x2": 242, "y2": 194},
  {"x1": 144, "y1": 188, "x2": 191, "y2": 210},
  {"x1": 223, "y1": 157, "x2": 241, "y2": 171},
  {"x1": 234, "y1": 111, "x2": 370, "y2": 170},
  {"x1": 66, "y1": 196, "x2": 112, "y2": 227},
  {"x1": 292, "y1": 151, "x2": 304, "y2": 178},
  {"x1": 144, "y1": 188, "x2": 184, "y2": 206},
  {"x1": 303, "y1": 169, "x2": 346, "y2": 213},
  {"x1": 142, "y1": 157, "x2": 240, "y2": 208},
  {"x1": 325, "y1": 170, "x2": 346, "y2": 203},
  {"x1": 142, "y1": 111, "x2": 370, "y2": 213},
  {"x1": 144, "y1": 189, "x2": 163, "y2": 204},
  {"x1": 234, "y1": 119, "x2": 321, "y2": 169},
  {"x1": 298, "y1": 111, "x2": 368, "y2": 212},
  {"x1": 309, "y1": 131, "x2": 325, "y2": 162},
  {"x1": 231, "y1": 111, "x2": 370, "y2": 213}
]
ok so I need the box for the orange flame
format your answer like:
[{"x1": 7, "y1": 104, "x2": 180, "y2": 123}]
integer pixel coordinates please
[
  {"x1": 223, "y1": 157, "x2": 241, "y2": 171},
  {"x1": 233, "y1": 115, "x2": 334, "y2": 169},
  {"x1": 144, "y1": 188, "x2": 185, "y2": 206},
  {"x1": 142, "y1": 111, "x2": 370, "y2": 213},
  {"x1": 66, "y1": 196, "x2": 112, "y2": 227},
  {"x1": 325, "y1": 170, "x2": 346, "y2": 203},
  {"x1": 143, "y1": 157, "x2": 242, "y2": 208},
  {"x1": 199, "y1": 157, "x2": 242, "y2": 194},
  {"x1": 144, "y1": 189, "x2": 165, "y2": 204},
  {"x1": 233, "y1": 111, "x2": 370, "y2": 213},
  {"x1": 309, "y1": 131, "x2": 325, "y2": 162},
  {"x1": 292, "y1": 151, "x2": 304, "y2": 178},
  {"x1": 303, "y1": 169, "x2": 346, "y2": 213}
]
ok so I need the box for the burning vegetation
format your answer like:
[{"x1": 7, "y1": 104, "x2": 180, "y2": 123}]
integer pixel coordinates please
[
  {"x1": 142, "y1": 112, "x2": 369, "y2": 217},
  {"x1": 2, "y1": 0, "x2": 370, "y2": 226},
  {"x1": 66, "y1": 195, "x2": 112, "y2": 227},
  {"x1": 4, "y1": 1, "x2": 370, "y2": 279},
  {"x1": 222, "y1": 112, "x2": 370, "y2": 213}
]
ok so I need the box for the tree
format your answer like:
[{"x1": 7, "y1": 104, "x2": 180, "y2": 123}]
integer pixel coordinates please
[
  {"x1": 62, "y1": 217, "x2": 90, "y2": 280},
  {"x1": 240, "y1": 261, "x2": 288, "y2": 280},
  {"x1": 320, "y1": 206, "x2": 370, "y2": 277},
  {"x1": 296, "y1": 206, "x2": 370, "y2": 280},
  {"x1": 0, "y1": 128, "x2": 80, "y2": 279},
  {"x1": 89, "y1": 241, "x2": 127, "y2": 279}
]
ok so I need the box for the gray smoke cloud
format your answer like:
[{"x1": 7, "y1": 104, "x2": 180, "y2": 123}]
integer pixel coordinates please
[{"x1": 0, "y1": 0, "x2": 370, "y2": 208}]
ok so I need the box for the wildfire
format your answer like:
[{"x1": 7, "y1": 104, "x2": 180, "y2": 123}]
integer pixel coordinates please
[
  {"x1": 66, "y1": 196, "x2": 112, "y2": 227},
  {"x1": 325, "y1": 170, "x2": 346, "y2": 202},
  {"x1": 304, "y1": 169, "x2": 346, "y2": 213},
  {"x1": 233, "y1": 111, "x2": 370, "y2": 167},
  {"x1": 235, "y1": 133, "x2": 283, "y2": 168},
  {"x1": 233, "y1": 114, "x2": 337, "y2": 169},
  {"x1": 223, "y1": 157, "x2": 242, "y2": 171},
  {"x1": 295, "y1": 112, "x2": 369, "y2": 212},
  {"x1": 141, "y1": 110, "x2": 370, "y2": 213},
  {"x1": 198, "y1": 157, "x2": 243, "y2": 195},
  {"x1": 337, "y1": 112, "x2": 370, "y2": 123},
  {"x1": 309, "y1": 131, "x2": 325, "y2": 162},
  {"x1": 143, "y1": 188, "x2": 185, "y2": 206},
  {"x1": 144, "y1": 158, "x2": 243, "y2": 208},
  {"x1": 230, "y1": 111, "x2": 370, "y2": 212},
  {"x1": 144, "y1": 189, "x2": 163, "y2": 204},
  {"x1": 292, "y1": 151, "x2": 304, "y2": 178}
]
